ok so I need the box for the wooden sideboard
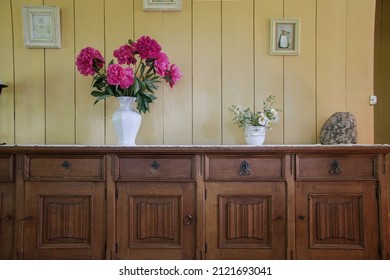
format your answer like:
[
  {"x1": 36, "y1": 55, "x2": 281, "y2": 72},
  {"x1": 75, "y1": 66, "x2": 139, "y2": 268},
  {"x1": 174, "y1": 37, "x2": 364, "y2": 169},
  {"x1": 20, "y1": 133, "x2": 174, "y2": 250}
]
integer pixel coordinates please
[{"x1": 0, "y1": 145, "x2": 389, "y2": 260}]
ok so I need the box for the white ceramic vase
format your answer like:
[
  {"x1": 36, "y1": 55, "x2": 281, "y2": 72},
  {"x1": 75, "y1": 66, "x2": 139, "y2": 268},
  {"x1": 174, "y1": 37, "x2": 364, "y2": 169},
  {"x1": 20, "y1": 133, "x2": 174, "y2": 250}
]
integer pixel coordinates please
[
  {"x1": 244, "y1": 125, "x2": 266, "y2": 145},
  {"x1": 112, "y1": 96, "x2": 141, "y2": 146}
]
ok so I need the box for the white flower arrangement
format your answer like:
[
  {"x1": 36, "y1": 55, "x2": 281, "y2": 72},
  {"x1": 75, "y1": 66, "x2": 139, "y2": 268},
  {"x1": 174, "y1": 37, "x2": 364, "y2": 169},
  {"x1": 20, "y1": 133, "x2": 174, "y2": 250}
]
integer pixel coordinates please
[{"x1": 229, "y1": 95, "x2": 281, "y2": 129}]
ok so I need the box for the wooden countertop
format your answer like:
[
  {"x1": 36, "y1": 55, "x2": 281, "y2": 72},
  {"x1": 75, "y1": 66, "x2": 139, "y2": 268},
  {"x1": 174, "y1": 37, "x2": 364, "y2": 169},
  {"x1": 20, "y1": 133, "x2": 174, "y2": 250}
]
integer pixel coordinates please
[{"x1": 1, "y1": 144, "x2": 390, "y2": 154}]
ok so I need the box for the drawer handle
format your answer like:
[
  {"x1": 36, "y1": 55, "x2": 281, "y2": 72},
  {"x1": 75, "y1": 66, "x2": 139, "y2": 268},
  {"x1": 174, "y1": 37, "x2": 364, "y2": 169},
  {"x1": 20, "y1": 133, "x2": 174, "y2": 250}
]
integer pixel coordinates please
[
  {"x1": 183, "y1": 214, "x2": 196, "y2": 225},
  {"x1": 239, "y1": 160, "x2": 251, "y2": 176},
  {"x1": 329, "y1": 160, "x2": 342, "y2": 175},
  {"x1": 150, "y1": 160, "x2": 160, "y2": 170},
  {"x1": 298, "y1": 215, "x2": 306, "y2": 221}
]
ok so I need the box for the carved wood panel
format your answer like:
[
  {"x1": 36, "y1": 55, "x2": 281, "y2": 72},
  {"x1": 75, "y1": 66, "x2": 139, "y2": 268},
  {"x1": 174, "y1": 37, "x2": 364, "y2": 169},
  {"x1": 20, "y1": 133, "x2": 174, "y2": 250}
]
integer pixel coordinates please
[
  {"x1": 38, "y1": 195, "x2": 92, "y2": 247},
  {"x1": 23, "y1": 182, "x2": 105, "y2": 259},
  {"x1": 116, "y1": 182, "x2": 196, "y2": 259},
  {"x1": 130, "y1": 196, "x2": 180, "y2": 247},
  {"x1": 310, "y1": 194, "x2": 364, "y2": 248},
  {"x1": 219, "y1": 195, "x2": 271, "y2": 248},
  {"x1": 205, "y1": 182, "x2": 286, "y2": 259},
  {"x1": 296, "y1": 181, "x2": 379, "y2": 259}
]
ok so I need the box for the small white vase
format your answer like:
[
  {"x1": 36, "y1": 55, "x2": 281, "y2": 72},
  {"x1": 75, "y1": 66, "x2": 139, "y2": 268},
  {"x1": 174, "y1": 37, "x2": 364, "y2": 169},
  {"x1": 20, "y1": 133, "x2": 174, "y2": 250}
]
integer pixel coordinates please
[
  {"x1": 244, "y1": 126, "x2": 266, "y2": 145},
  {"x1": 112, "y1": 96, "x2": 141, "y2": 146}
]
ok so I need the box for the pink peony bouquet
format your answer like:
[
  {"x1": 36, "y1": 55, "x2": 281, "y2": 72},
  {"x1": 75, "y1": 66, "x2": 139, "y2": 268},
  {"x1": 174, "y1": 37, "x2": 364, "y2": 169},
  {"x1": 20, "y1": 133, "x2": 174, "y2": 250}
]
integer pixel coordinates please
[{"x1": 76, "y1": 35, "x2": 182, "y2": 114}]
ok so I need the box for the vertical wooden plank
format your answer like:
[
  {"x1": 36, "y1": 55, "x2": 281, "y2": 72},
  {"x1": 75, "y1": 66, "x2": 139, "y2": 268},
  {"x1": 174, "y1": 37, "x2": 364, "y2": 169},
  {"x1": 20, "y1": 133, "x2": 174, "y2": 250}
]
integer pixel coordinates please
[
  {"x1": 162, "y1": 0, "x2": 192, "y2": 145},
  {"x1": 0, "y1": 0, "x2": 15, "y2": 144},
  {"x1": 284, "y1": 0, "x2": 316, "y2": 144},
  {"x1": 45, "y1": 0, "x2": 75, "y2": 144},
  {"x1": 74, "y1": 0, "x2": 105, "y2": 144},
  {"x1": 346, "y1": 0, "x2": 376, "y2": 144},
  {"x1": 255, "y1": 0, "x2": 284, "y2": 144},
  {"x1": 222, "y1": 0, "x2": 254, "y2": 144},
  {"x1": 374, "y1": 0, "x2": 383, "y2": 143},
  {"x1": 317, "y1": 0, "x2": 347, "y2": 141},
  {"x1": 104, "y1": 0, "x2": 134, "y2": 145},
  {"x1": 133, "y1": 0, "x2": 164, "y2": 144},
  {"x1": 375, "y1": 0, "x2": 390, "y2": 143},
  {"x1": 193, "y1": 0, "x2": 222, "y2": 145},
  {"x1": 13, "y1": 0, "x2": 46, "y2": 144}
]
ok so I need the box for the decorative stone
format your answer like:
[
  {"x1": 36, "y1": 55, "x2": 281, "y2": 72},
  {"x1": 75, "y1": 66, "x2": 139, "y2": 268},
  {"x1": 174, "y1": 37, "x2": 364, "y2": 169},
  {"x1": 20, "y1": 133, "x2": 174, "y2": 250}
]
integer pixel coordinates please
[{"x1": 319, "y1": 112, "x2": 357, "y2": 144}]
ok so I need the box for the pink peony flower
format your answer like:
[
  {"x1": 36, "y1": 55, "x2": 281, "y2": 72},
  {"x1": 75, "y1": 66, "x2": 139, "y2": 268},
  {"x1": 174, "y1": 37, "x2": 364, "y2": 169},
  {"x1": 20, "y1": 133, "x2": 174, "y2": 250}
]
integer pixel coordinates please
[
  {"x1": 165, "y1": 64, "x2": 182, "y2": 88},
  {"x1": 132, "y1": 35, "x2": 161, "y2": 59},
  {"x1": 155, "y1": 52, "x2": 170, "y2": 76},
  {"x1": 113, "y1": 44, "x2": 137, "y2": 65},
  {"x1": 76, "y1": 47, "x2": 104, "y2": 76},
  {"x1": 107, "y1": 64, "x2": 134, "y2": 89}
]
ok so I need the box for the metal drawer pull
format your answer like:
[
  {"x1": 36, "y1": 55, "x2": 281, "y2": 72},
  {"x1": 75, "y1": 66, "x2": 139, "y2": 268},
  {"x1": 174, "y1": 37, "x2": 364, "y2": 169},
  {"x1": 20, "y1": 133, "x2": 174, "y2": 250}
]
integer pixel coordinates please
[
  {"x1": 239, "y1": 160, "x2": 251, "y2": 176},
  {"x1": 184, "y1": 214, "x2": 196, "y2": 225},
  {"x1": 298, "y1": 215, "x2": 306, "y2": 221},
  {"x1": 329, "y1": 160, "x2": 342, "y2": 175},
  {"x1": 150, "y1": 160, "x2": 160, "y2": 170}
]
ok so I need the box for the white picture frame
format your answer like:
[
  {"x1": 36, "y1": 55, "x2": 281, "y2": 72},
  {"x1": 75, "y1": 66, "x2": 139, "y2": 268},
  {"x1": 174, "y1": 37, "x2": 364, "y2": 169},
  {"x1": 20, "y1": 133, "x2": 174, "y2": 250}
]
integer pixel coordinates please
[
  {"x1": 143, "y1": 0, "x2": 182, "y2": 11},
  {"x1": 270, "y1": 18, "x2": 300, "y2": 55},
  {"x1": 22, "y1": 5, "x2": 61, "y2": 48}
]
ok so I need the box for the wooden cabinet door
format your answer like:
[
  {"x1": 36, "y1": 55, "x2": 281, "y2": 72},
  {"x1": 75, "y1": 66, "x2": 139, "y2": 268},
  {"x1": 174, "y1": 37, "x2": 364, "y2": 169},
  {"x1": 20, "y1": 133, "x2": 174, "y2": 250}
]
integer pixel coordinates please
[
  {"x1": 295, "y1": 181, "x2": 380, "y2": 259},
  {"x1": 205, "y1": 182, "x2": 286, "y2": 259},
  {"x1": 116, "y1": 182, "x2": 196, "y2": 259},
  {"x1": 23, "y1": 182, "x2": 105, "y2": 259},
  {"x1": 0, "y1": 182, "x2": 15, "y2": 259}
]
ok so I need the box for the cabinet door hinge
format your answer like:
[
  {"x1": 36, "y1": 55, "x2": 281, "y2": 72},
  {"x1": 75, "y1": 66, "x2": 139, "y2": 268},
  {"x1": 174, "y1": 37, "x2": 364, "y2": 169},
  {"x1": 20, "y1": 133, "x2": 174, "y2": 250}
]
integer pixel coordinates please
[
  {"x1": 115, "y1": 188, "x2": 119, "y2": 200},
  {"x1": 105, "y1": 189, "x2": 107, "y2": 200},
  {"x1": 205, "y1": 243, "x2": 208, "y2": 254},
  {"x1": 205, "y1": 189, "x2": 207, "y2": 200},
  {"x1": 115, "y1": 243, "x2": 118, "y2": 253}
]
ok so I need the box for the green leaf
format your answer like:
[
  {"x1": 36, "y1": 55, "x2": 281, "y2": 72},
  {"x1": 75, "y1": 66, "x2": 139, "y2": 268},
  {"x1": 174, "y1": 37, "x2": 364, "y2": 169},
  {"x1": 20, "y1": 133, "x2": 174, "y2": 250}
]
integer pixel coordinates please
[
  {"x1": 133, "y1": 78, "x2": 140, "y2": 94},
  {"x1": 93, "y1": 94, "x2": 112, "y2": 105},
  {"x1": 91, "y1": 90, "x2": 104, "y2": 97}
]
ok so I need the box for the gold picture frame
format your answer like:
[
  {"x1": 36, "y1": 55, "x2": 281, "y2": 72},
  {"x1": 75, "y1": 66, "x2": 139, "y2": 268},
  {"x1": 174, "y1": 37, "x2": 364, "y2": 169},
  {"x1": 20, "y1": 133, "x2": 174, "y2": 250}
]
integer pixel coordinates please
[
  {"x1": 143, "y1": 0, "x2": 182, "y2": 11},
  {"x1": 22, "y1": 5, "x2": 61, "y2": 48},
  {"x1": 270, "y1": 18, "x2": 300, "y2": 55}
]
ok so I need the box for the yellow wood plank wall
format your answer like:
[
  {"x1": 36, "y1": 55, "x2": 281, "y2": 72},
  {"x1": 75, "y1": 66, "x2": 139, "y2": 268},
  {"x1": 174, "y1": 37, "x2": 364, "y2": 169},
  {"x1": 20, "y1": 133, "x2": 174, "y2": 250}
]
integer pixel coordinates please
[{"x1": 0, "y1": 0, "x2": 376, "y2": 145}]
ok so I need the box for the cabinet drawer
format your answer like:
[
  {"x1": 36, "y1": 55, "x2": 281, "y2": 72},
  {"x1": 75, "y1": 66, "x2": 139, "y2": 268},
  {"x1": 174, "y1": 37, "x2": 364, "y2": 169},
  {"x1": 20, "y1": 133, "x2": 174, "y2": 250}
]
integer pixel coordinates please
[
  {"x1": 25, "y1": 155, "x2": 105, "y2": 181},
  {"x1": 0, "y1": 155, "x2": 14, "y2": 181},
  {"x1": 115, "y1": 155, "x2": 195, "y2": 181},
  {"x1": 296, "y1": 154, "x2": 376, "y2": 180},
  {"x1": 205, "y1": 155, "x2": 284, "y2": 181}
]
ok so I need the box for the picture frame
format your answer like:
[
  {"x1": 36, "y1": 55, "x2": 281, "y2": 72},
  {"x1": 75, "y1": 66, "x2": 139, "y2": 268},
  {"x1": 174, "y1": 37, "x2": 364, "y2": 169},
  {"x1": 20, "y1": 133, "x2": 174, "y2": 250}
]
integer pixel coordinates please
[
  {"x1": 22, "y1": 5, "x2": 61, "y2": 48},
  {"x1": 270, "y1": 18, "x2": 300, "y2": 55},
  {"x1": 143, "y1": 0, "x2": 182, "y2": 11}
]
